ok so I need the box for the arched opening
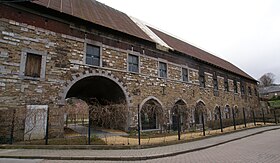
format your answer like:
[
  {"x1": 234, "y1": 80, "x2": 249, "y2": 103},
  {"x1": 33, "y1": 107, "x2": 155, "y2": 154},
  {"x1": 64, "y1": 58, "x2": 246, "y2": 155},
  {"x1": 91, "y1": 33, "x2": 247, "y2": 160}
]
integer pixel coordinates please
[
  {"x1": 194, "y1": 101, "x2": 207, "y2": 125},
  {"x1": 140, "y1": 99, "x2": 163, "y2": 130},
  {"x1": 233, "y1": 106, "x2": 239, "y2": 118},
  {"x1": 214, "y1": 106, "x2": 220, "y2": 121},
  {"x1": 66, "y1": 76, "x2": 126, "y2": 105},
  {"x1": 65, "y1": 76, "x2": 128, "y2": 131},
  {"x1": 224, "y1": 105, "x2": 231, "y2": 119},
  {"x1": 171, "y1": 100, "x2": 188, "y2": 131}
]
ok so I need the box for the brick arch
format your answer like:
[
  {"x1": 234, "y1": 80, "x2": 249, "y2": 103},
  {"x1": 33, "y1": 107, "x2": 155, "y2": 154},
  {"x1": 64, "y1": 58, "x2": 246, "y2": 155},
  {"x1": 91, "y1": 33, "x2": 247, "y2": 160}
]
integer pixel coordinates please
[{"x1": 58, "y1": 70, "x2": 131, "y2": 106}]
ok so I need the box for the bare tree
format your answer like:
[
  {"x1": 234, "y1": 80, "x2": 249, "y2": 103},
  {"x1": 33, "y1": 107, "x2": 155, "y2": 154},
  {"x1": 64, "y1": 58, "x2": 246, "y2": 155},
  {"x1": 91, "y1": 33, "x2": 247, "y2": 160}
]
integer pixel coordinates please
[{"x1": 259, "y1": 73, "x2": 275, "y2": 87}]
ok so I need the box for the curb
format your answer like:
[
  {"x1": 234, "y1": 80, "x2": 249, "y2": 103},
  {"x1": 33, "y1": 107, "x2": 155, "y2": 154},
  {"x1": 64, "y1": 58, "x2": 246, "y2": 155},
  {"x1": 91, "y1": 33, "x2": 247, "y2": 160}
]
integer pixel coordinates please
[{"x1": 0, "y1": 126, "x2": 280, "y2": 161}]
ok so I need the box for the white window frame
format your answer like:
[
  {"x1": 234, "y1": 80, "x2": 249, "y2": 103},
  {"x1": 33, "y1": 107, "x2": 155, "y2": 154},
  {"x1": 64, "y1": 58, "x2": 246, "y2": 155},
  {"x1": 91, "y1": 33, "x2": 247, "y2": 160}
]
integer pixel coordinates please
[
  {"x1": 19, "y1": 49, "x2": 47, "y2": 80},
  {"x1": 84, "y1": 39, "x2": 102, "y2": 67}
]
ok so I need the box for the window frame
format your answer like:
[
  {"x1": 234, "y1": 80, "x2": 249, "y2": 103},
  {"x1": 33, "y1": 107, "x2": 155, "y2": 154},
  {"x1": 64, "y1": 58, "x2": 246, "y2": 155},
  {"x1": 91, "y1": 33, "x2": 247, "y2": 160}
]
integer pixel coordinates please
[
  {"x1": 181, "y1": 67, "x2": 189, "y2": 82},
  {"x1": 233, "y1": 80, "x2": 238, "y2": 93},
  {"x1": 199, "y1": 69, "x2": 206, "y2": 88},
  {"x1": 158, "y1": 61, "x2": 167, "y2": 78},
  {"x1": 240, "y1": 82, "x2": 245, "y2": 95},
  {"x1": 248, "y1": 86, "x2": 252, "y2": 96},
  {"x1": 19, "y1": 49, "x2": 47, "y2": 80},
  {"x1": 224, "y1": 77, "x2": 229, "y2": 92},
  {"x1": 84, "y1": 39, "x2": 102, "y2": 67},
  {"x1": 127, "y1": 53, "x2": 140, "y2": 73},
  {"x1": 213, "y1": 72, "x2": 218, "y2": 91}
]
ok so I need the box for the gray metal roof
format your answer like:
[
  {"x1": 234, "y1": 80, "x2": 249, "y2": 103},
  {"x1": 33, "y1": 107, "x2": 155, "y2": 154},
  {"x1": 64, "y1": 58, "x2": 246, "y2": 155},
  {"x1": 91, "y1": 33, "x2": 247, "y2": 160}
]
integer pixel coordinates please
[{"x1": 259, "y1": 85, "x2": 280, "y2": 94}]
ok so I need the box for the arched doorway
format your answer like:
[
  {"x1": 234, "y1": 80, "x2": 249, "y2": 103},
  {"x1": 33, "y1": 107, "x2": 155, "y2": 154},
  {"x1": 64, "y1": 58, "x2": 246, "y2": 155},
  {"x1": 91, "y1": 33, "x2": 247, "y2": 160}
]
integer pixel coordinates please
[
  {"x1": 194, "y1": 101, "x2": 207, "y2": 125},
  {"x1": 64, "y1": 73, "x2": 129, "y2": 131},
  {"x1": 140, "y1": 98, "x2": 163, "y2": 130},
  {"x1": 171, "y1": 100, "x2": 188, "y2": 131}
]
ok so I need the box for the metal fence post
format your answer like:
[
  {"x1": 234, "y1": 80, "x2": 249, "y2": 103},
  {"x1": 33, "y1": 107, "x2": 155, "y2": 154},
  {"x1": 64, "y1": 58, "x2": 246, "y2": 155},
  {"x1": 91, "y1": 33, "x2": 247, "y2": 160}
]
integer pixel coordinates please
[
  {"x1": 232, "y1": 108, "x2": 236, "y2": 130},
  {"x1": 243, "y1": 108, "x2": 247, "y2": 128},
  {"x1": 219, "y1": 107, "x2": 223, "y2": 132},
  {"x1": 138, "y1": 104, "x2": 141, "y2": 145},
  {"x1": 274, "y1": 110, "x2": 277, "y2": 124},
  {"x1": 252, "y1": 110, "x2": 256, "y2": 126},
  {"x1": 10, "y1": 109, "x2": 16, "y2": 144},
  {"x1": 45, "y1": 107, "x2": 49, "y2": 145},
  {"x1": 88, "y1": 108, "x2": 91, "y2": 145},
  {"x1": 262, "y1": 107, "x2": 266, "y2": 125},
  {"x1": 202, "y1": 113, "x2": 205, "y2": 136},
  {"x1": 178, "y1": 113, "x2": 181, "y2": 140}
]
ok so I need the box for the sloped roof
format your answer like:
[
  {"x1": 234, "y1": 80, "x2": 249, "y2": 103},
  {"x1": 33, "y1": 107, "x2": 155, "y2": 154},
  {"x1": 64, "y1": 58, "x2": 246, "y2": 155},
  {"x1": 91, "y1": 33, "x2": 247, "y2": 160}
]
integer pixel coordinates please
[
  {"x1": 30, "y1": 0, "x2": 255, "y2": 81},
  {"x1": 148, "y1": 26, "x2": 255, "y2": 80},
  {"x1": 32, "y1": 0, "x2": 153, "y2": 42},
  {"x1": 259, "y1": 86, "x2": 280, "y2": 95}
]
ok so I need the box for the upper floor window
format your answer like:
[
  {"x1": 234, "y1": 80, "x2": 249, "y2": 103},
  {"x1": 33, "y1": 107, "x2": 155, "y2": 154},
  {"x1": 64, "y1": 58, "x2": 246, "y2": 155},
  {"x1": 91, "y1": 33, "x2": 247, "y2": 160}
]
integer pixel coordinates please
[
  {"x1": 20, "y1": 49, "x2": 47, "y2": 79},
  {"x1": 234, "y1": 80, "x2": 238, "y2": 93},
  {"x1": 248, "y1": 86, "x2": 252, "y2": 96},
  {"x1": 213, "y1": 73, "x2": 218, "y2": 91},
  {"x1": 199, "y1": 69, "x2": 205, "y2": 88},
  {"x1": 254, "y1": 88, "x2": 258, "y2": 96},
  {"x1": 241, "y1": 83, "x2": 245, "y2": 95},
  {"x1": 128, "y1": 54, "x2": 139, "y2": 73},
  {"x1": 182, "y1": 68, "x2": 189, "y2": 82},
  {"x1": 159, "y1": 62, "x2": 167, "y2": 78},
  {"x1": 86, "y1": 44, "x2": 100, "y2": 66},
  {"x1": 224, "y1": 78, "x2": 229, "y2": 92}
]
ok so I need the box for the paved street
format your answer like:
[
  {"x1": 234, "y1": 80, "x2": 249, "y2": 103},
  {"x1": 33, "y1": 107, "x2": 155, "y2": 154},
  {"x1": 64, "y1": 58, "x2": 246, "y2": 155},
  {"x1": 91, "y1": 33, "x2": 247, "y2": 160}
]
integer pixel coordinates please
[{"x1": 42, "y1": 129, "x2": 280, "y2": 163}]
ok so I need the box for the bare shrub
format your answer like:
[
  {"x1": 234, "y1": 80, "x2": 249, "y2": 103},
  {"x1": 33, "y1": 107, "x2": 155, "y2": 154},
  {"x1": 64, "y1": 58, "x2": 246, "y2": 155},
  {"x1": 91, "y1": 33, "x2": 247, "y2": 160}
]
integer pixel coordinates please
[{"x1": 88, "y1": 99, "x2": 128, "y2": 130}]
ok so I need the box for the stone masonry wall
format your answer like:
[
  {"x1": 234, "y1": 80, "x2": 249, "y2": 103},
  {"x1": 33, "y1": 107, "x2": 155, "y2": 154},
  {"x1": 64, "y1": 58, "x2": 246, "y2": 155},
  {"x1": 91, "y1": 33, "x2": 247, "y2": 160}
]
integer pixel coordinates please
[{"x1": 0, "y1": 16, "x2": 259, "y2": 140}]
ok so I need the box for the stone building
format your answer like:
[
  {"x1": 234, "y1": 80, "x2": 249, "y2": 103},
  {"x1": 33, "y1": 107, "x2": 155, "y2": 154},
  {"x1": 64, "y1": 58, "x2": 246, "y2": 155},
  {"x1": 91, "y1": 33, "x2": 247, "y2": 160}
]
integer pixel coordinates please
[
  {"x1": 259, "y1": 85, "x2": 280, "y2": 100},
  {"x1": 0, "y1": 0, "x2": 259, "y2": 141}
]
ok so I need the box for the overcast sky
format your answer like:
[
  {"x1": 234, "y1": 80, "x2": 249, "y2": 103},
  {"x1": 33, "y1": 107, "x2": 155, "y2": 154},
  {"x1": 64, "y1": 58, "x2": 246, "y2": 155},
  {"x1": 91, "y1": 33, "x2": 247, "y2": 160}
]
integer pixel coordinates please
[{"x1": 97, "y1": 0, "x2": 280, "y2": 83}]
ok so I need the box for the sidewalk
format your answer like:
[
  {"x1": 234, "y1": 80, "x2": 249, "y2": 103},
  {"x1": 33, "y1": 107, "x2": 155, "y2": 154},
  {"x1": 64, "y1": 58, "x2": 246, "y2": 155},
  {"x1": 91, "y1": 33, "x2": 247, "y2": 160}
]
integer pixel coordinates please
[{"x1": 0, "y1": 125, "x2": 279, "y2": 161}]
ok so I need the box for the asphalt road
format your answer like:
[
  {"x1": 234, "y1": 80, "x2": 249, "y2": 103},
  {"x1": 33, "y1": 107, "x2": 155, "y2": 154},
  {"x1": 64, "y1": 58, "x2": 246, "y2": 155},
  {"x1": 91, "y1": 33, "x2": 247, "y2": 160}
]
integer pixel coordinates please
[{"x1": 1, "y1": 129, "x2": 280, "y2": 163}]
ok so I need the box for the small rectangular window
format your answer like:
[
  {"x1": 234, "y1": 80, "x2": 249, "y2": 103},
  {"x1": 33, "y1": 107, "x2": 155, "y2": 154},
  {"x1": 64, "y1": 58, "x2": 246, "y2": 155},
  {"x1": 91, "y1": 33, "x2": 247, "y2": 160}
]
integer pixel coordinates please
[
  {"x1": 213, "y1": 73, "x2": 218, "y2": 91},
  {"x1": 224, "y1": 78, "x2": 229, "y2": 92},
  {"x1": 159, "y1": 62, "x2": 167, "y2": 78},
  {"x1": 254, "y1": 88, "x2": 258, "y2": 96},
  {"x1": 234, "y1": 80, "x2": 238, "y2": 93},
  {"x1": 86, "y1": 44, "x2": 100, "y2": 66},
  {"x1": 25, "y1": 53, "x2": 42, "y2": 78},
  {"x1": 199, "y1": 69, "x2": 205, "y2": 88},
  {"x1": 241, "y1": 83, "x2": 245, "y2": 95},
  {"x1": 182, "y1": 68, "x2": 188, "y2": 82},
  {"x1": 248, "y1": 86, "x2": 252, "y2": 96},
  {"x1": 213, "y1": 79, "x2": 218, "y2": 90},
  {"x1": 128, "y1": 54, "x2": 139, "y2": 73}
]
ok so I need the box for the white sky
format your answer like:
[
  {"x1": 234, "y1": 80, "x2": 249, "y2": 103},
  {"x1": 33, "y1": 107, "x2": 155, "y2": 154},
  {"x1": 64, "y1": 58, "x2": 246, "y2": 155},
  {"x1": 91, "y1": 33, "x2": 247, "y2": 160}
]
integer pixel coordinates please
[{"x1": 97, "y1": 0, "x2": 280, "y2": 83}]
